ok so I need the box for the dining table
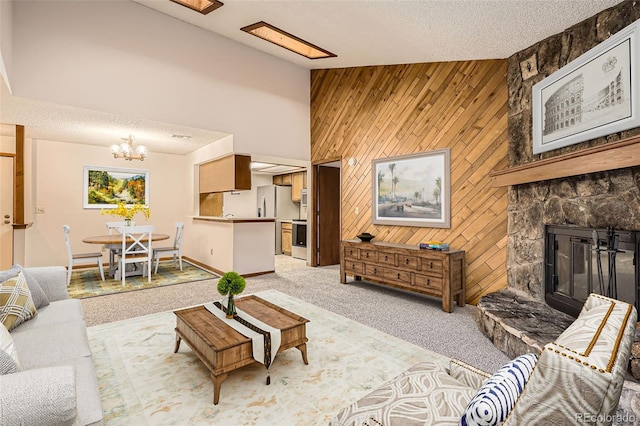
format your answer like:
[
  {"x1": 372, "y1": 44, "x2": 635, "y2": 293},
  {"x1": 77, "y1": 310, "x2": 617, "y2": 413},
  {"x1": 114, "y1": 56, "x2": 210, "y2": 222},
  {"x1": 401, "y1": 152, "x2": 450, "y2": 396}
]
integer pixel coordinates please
[{"x1": 83, "y1": 233, "x2": 170, "y2": 279}]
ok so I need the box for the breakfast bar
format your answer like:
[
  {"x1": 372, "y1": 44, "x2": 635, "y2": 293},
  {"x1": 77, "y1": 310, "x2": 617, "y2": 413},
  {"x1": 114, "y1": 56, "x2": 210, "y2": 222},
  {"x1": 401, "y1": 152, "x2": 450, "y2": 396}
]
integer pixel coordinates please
[{"x1": 189, "y1": 216, "x2": 276, "y2": 276}]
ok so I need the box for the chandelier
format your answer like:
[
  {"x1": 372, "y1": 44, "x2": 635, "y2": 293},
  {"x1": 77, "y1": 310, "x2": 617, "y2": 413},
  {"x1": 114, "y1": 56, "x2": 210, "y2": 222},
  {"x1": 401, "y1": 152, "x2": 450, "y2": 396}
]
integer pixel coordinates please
[{"x1": 110, "y1": 135, "x2": 147, "y2": 161}]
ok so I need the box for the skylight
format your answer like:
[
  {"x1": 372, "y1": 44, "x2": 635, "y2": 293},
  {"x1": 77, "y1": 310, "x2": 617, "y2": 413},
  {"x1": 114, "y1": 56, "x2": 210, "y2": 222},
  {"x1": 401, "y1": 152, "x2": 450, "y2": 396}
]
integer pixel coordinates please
[
  {"x1": 241, "y1": 21, "x2": 336, "y2": 60},
  {"x1": 170, "y1": 0, "x2": 223, "y2": 15}
]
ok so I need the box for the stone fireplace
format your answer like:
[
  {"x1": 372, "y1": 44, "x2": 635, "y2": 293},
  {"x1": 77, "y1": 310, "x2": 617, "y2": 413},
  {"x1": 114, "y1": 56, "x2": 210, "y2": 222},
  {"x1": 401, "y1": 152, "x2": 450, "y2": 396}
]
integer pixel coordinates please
[{"x1": 476, "y1": 3, "x2": 640, "y2": 420}]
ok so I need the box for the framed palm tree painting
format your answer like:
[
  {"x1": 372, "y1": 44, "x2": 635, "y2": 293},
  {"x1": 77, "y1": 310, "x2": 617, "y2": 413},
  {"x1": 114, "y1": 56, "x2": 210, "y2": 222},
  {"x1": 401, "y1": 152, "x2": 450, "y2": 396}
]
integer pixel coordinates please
[{"x1": 371, "y1": 149, "x2": 450, "y2": 228}]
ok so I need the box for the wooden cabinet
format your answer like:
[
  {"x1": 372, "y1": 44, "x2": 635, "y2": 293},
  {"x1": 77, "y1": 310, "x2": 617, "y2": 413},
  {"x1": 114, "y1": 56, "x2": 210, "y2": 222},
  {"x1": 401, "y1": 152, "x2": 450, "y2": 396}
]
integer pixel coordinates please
[
  {"x1": 340, "y1": 240, "x2": 465, "y2": 313},
  {"x1": 291, "y1": 172, "x2": 304, "y2": 202},
  {"x1": 199, "y1": 154, "x2": 251, "y2": 193},
  {"x1": 303, "y1": 171, "x2": 307, "y2": 189},
  {"x1": 273, "y1": 174, "x2": 284, "y2": 185},
  {"x1": 281, "y1": 222, "x2": 292, "y2": 255}
]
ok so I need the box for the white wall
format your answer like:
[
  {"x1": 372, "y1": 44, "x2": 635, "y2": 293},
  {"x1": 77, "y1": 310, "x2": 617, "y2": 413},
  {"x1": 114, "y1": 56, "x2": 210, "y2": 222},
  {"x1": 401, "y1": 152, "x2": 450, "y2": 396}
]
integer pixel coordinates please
[
  {"x1": 26, "y1": 139, "x2": 189, "y2": 267},
  {"x1": 10, "y1": 0, "x2": 310, "y2": 161},
  {"x1": 0, "y1": 0, "x2": 12, "y2": 92}
]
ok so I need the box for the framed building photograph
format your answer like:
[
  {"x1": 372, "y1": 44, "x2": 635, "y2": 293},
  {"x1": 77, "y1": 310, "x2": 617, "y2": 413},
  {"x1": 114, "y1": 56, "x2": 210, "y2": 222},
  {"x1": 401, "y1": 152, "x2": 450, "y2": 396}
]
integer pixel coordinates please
[
  {"x1": 372, "y1": 149, "x2": 450, "y2": 228},
  {"x1": 83, "y1": 166, "x2": 149, "y2": 209},
  {"x1": 532, "y1": 19, "x2": 640, "y2": 154}
]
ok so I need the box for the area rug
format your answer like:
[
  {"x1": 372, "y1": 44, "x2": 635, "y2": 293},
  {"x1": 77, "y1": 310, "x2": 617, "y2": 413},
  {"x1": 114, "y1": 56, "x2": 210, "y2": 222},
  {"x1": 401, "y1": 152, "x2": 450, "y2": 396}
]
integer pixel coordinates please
[
  {"x1": 68, "y1": 260, "x2": 218, "y2": 299},
  {"x1": 87, "y1": 290, "x2": 450, "y2": 425}
]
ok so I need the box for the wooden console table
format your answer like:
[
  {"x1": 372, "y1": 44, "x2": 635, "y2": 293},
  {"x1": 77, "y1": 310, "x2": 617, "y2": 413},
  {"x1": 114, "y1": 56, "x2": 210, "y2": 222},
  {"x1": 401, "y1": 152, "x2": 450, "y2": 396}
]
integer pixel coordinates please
[{"x1": 340, "y1": 240, "x2": 465, "y2": 313}]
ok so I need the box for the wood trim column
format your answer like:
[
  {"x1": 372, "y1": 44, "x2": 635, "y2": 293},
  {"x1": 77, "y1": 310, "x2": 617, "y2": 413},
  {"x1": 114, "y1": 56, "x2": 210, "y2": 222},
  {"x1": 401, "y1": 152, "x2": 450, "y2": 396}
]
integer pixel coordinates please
[{"x1": 14, "y1": 125, "x2": 25, "y2": 225}]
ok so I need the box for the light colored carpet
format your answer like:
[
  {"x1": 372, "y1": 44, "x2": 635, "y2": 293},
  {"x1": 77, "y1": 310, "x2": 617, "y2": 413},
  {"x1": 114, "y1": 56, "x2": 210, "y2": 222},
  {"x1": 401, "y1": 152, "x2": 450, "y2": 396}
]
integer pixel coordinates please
[
  {"x1": 81, "y1": 255, "x2": 510, "y2": 374},
  {"x1": 68, "y1": 260, "x2": 217, "y2": 299},
  {"x1": 88, "y1": 290, "x2": 450, "y2": 425}
]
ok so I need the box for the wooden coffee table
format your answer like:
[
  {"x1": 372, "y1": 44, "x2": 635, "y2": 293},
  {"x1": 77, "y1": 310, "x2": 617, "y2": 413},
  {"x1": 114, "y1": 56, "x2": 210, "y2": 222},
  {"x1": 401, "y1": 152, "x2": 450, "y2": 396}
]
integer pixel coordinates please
[{"x1": 173, "y1": 295, "x2": 309, "y2": 404}]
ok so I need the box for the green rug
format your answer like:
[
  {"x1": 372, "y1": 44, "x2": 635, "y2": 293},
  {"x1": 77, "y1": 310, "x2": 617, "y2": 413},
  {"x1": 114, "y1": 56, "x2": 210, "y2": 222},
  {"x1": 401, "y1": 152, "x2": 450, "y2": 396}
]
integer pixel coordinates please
[{"x1": 68, "y1": 260, "x2": 218, "y2": 299}]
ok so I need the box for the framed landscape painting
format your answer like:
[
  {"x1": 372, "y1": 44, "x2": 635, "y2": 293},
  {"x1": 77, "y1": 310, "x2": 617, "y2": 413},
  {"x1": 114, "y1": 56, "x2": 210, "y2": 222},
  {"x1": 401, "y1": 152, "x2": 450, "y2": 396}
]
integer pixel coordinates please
[
  {"x1": 532, "y1": 18, "x2": 640, "y2": 154},
  {"x1": 372, "y1": 149, "x2": 450, "y2": 228},
  {"x1": 83, "y1": 166, "x2": 149, "y2": 209}
]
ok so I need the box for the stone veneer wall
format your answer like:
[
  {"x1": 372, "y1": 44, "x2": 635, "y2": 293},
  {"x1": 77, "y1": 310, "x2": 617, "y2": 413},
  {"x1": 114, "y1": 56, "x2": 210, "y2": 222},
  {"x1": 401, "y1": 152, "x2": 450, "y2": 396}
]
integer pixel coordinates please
[{"x1": 507, "y1": 1, "x2": 640, "y2": 301}]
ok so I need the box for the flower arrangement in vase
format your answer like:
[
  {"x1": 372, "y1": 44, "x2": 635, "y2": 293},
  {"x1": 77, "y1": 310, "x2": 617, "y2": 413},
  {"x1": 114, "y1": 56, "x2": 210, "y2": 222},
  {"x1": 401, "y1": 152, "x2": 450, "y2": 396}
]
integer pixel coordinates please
[
  {"x1": 217, "y1": 271, "x2": 246, "y2": 318},
  {"x1": 101, "y1": 202, "x2": 151, "y2": 225}
]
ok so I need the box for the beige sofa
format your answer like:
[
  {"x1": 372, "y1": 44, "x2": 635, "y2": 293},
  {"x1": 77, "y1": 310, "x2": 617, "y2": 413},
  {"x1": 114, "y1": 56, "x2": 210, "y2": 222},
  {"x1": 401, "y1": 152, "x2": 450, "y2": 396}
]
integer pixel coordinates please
[
  {"x1": 0, "y1": 266, "x2": 103, "y2": 426},
  {"x1": 331, "y1": 293, "x2": 637, "y2": 425}
]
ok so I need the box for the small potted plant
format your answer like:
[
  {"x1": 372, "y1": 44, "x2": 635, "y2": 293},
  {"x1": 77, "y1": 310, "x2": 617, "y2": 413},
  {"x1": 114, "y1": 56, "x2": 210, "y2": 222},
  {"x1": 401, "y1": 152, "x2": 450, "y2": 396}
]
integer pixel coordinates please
[{"x1": 217, "y1": 271, "x2": 246, "y2": 318}]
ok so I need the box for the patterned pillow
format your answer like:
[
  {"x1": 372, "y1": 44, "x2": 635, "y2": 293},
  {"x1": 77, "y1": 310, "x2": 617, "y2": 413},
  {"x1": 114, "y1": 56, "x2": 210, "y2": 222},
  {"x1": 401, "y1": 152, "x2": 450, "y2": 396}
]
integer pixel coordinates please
[
  {"x1": 460, "y1": 353, "x2": 538, "y2": 426},
  {"x1": 0, "y1": 271, "x2": 37, "y2": 331},
  {"x1": 14, "y1": 265, "x2": 49, "y2": 309},
  {"x1": 0, "y1": 349, "x2": 19, "y2": 375}
]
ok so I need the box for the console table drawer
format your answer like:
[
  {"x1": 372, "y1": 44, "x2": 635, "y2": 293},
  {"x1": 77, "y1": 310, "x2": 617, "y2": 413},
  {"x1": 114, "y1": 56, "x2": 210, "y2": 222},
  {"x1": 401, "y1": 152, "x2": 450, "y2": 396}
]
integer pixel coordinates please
[
  {"x1": 420, "y1": 258, "x2": 443, "y2": 276},
  {"x1": 383, "y1": 268, "x2": 411, "y2": 283},
  {"x1": 344, "y1": 247, "x2": 359, "y2": 261},
  {"x1": 414, "y1": 273, "x2": 443, "y2": 292},
  {"x1": 398, "y1": 255, "x2": 419, "y2": 269},
  {"x1": 345, "y1": 261, "x2": 364, "y2": 274},
  {"x1": 378, "y1": 251, "x2": 396, "y2": 266},
  {"x1": 360, "y1": 249, "x2": 376, "y2": 261}
]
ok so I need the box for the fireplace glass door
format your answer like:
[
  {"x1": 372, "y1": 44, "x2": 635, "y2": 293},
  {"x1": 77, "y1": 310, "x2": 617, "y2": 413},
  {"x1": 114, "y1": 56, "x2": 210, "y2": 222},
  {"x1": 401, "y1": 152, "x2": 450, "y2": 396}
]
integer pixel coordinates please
[{"x1": 545, "y1": 225, "x2": 639, "y2": 317}]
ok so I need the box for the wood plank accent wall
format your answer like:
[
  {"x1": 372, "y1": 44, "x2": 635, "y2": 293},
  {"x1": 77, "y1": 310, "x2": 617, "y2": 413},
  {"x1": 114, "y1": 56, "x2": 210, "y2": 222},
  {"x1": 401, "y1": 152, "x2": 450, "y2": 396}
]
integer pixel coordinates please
[{"x1": 310, "y1": 60, "x2": 509, "y2": 304}]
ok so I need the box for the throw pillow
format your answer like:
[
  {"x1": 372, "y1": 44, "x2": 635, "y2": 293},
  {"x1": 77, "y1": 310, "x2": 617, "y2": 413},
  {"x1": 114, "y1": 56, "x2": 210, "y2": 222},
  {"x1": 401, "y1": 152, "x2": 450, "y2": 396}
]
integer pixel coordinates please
[
  {"x1": 0, "y1": 322, "x2": 19, "y2": 366},
  {"x1": 14, "y1": 265, "x2": 50, "y2": 309},
  {"x1": 0, "y1": 265, "x2": 49, "y2": 309},
  {"x1": 0, "y1": 349, "x2": 19, "y2": 375},
  {"x1": 0, "y1": 271, "x2": 37, "y2": 331},
  {"x1": 460, "y1": 353, "x2": 538, "y2": 426}
]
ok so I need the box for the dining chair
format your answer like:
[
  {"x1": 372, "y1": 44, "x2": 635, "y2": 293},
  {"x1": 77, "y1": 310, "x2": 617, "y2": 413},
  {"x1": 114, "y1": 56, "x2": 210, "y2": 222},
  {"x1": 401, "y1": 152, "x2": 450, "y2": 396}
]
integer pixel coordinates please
[
  {"x1": 106, "y1": 221, "x2": 135, "y2": 234},
  {"x1": 152, "y1": 222, "x2": 184, "y2": 274},
  {"x1": 117, "y1": 225, "x2": 154, "y2": 286},
  {"x1": 63, "y1": 225, "x2": 105, "y2": 286}
]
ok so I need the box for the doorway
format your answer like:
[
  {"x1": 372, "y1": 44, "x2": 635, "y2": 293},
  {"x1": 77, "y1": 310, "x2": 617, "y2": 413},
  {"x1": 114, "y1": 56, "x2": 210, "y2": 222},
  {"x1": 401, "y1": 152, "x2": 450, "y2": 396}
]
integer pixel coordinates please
[
  {"x1": 313, "y1": 160, "x2": 341, "y2": 266},
  {"x1": 0, "y1": 155, "x2": 14, "y2": 269}
]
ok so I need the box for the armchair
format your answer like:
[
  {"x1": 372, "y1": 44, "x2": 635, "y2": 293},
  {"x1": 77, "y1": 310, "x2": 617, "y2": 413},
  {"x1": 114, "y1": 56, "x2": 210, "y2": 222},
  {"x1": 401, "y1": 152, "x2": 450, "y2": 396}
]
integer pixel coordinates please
[{"x1": 331, "y1": 293, "x2": 637, "y2": 426}]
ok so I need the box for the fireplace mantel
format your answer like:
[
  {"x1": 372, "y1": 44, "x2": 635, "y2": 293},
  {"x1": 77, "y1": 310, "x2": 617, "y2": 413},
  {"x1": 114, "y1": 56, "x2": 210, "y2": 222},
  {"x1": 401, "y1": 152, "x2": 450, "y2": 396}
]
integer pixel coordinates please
[{"x1": 489, "y1": 135, "x2": 640, "y2": 187}]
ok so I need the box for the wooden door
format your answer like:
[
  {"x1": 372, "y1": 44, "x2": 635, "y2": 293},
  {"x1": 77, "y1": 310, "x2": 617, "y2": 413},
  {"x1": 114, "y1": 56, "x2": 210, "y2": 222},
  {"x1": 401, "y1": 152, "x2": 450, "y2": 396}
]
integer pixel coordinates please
[
  {"x1": 316, "y1": 165, "x2": 340, "y2": 266},
  {"x1": 0, "y1": 156, "x2": 13, "y2": 269}
]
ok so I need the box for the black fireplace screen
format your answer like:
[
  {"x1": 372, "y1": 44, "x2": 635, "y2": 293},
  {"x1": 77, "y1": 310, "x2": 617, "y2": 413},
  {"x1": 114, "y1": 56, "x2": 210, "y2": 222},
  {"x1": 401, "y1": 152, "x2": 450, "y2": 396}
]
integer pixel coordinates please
[{"x1": 545, "y1": 225, "x2": 639, "y2": 317}]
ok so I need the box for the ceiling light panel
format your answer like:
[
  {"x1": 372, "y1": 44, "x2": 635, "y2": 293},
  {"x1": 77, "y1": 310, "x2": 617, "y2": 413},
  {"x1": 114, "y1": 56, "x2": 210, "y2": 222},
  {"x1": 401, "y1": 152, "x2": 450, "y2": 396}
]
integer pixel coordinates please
[
  {"x1": 169, "y1": 0, "x2": 223, "y2": 15},
  {"x1": 241, "y1": 21, "x2": 336, "y2": 60}
]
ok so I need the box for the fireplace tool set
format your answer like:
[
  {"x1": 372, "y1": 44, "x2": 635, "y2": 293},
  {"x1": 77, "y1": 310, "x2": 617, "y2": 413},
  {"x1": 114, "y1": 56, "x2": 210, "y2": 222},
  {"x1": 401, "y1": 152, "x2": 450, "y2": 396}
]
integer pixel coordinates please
[{"x1": 592, "y1": 227, "x2": 624, "y2": 299}]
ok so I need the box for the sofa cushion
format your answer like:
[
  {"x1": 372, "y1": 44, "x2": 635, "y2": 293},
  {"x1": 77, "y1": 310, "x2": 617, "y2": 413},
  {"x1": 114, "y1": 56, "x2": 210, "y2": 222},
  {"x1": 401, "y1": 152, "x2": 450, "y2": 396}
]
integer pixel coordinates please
[
  {"x1": 0, "y1": 349, "x2": 20, "y2": 374},
  {"x1": 13, "y1": 299, "x2": 84, "y2": 332},
  {"x1": 0, "y1": 272, "x2": 37, "y2": 331},
  {"x1": 11, "y1": 321, "x2": 92, "y2": 369},
  {"x1": 0, "y1": 322, "x2": 19, "y2": 366},
  {"x1": 460, "y1": 353, "x2": 538, "y2": 426},
  {"x1": 331, "y1": 362, "x2": 476, "y2": 425}
]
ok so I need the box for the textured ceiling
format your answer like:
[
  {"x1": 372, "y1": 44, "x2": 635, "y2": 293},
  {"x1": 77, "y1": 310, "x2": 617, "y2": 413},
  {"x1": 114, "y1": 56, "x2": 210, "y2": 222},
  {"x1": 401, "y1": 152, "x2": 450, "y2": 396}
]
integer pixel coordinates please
[
  {"x1": 1, "y1": 0, "x2": 624, "y2": 155},
  {"x1": 134, "y1": 0, "x2": 623, "y2": 69}
]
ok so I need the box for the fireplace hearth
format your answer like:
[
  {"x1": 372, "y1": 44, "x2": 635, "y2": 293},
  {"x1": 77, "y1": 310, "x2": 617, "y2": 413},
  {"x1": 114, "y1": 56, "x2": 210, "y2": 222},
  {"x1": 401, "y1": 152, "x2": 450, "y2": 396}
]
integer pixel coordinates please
[{"x1": 545, "y1": 225, "x2": 639, "y2": 318}]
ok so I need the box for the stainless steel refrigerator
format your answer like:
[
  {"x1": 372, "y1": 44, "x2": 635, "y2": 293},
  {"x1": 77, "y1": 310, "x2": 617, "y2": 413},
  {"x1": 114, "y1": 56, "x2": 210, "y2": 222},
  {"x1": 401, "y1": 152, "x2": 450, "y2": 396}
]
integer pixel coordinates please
[{"x1": 256, "y1": 185, "x2": 299, "y2": 219}]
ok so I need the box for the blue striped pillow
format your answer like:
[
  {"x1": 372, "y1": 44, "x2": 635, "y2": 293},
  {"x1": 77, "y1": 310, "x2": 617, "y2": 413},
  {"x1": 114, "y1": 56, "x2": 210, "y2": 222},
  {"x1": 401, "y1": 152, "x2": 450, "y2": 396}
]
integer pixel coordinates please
[{"x1": 460, "y1": 353, "x2": 538, "y2": 426}]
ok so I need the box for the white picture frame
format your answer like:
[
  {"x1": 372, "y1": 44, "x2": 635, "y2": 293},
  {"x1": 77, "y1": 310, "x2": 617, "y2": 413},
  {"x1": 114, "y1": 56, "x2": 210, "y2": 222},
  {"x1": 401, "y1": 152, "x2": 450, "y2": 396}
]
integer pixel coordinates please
[
  {"x1": 83, "y1": 166, "x2": 150, "y2": 209},
  {"x1": 372, "y1": 149, "x2": 450, "y2": 228},
  {"x1": 532, "y1": 19, "x2": 640, "y2": 154}
]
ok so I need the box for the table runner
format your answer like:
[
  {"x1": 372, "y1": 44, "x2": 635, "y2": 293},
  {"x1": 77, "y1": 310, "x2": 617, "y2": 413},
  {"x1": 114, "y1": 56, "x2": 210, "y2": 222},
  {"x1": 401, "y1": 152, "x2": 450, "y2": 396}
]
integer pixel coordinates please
[{"x1": 204, "y1": 299, "x2": 281, "y2": 381}]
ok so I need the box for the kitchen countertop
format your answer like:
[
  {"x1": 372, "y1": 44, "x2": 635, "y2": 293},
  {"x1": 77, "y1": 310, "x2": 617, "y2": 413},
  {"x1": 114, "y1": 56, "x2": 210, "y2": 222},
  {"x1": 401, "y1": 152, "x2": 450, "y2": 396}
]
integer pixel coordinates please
[{"x1": 192, "y1": 216, "x2": 276, "y2": 223}]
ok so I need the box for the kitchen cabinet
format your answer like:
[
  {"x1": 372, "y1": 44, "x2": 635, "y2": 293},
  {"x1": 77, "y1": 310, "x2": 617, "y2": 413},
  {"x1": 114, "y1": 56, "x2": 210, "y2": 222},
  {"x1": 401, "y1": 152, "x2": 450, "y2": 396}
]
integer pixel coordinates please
[
  {"x1": 199, "y1": 154, "x2": 251, "y2": 193},
  {"x1": 303, "y1": 171, "x2": 307, "y2": 189},
  {"x1": 340, "y1": 240, "x2": 465, "y2": 313},
  {"x1": 281, "y1": 222, "x2": 292, "y2": 256},
  {"x1": 291, "y1": 172, "x2": 304, "y2": 202},
  {"x1": 273, "y1": 173, "x2": 293, "y2": 186}
]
